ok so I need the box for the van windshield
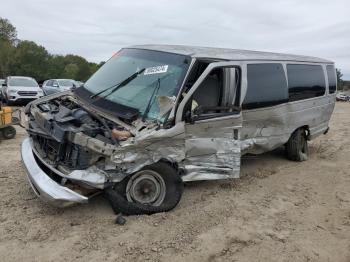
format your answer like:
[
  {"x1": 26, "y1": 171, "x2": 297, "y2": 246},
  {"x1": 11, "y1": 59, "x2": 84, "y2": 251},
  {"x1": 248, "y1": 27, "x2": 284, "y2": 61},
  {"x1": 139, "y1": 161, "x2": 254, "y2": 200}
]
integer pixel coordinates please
[
  {"x1": 9, "y1": 78, "x2": 38, "y2": 87},
  {"x1": 84, "y1": 48, "x2": 190, "y2": 121}
]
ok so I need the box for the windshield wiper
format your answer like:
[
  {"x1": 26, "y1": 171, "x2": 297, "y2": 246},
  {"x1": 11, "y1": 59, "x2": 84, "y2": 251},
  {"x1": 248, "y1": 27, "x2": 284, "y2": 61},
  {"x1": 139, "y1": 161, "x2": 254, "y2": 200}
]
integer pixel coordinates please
[
  {"x1": 90, "y1": 68, "x2": 145, "y2": 99},
  {"x1": 142, "y1": 78, "x2": 161, "y2": 122}
]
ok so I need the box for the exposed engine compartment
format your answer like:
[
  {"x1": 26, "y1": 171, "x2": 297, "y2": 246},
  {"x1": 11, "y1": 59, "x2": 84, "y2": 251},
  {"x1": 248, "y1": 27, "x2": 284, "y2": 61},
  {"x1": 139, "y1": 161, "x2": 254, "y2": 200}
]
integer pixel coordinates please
[
  {"x1": 23, "y1": 91, "x2": 183, "y2": 193},
  {"x1": 33, "y1": 97, "x2": 115, "y2": 142},
  {"x1": 26, "y1": 94, "x2": 134, "y2": 172}
]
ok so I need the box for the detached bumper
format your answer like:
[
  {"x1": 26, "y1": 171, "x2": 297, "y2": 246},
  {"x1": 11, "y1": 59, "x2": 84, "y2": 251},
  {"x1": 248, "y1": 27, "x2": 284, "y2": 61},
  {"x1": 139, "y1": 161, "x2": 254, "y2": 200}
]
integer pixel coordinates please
[{"x1": 21, "y1": 138, "x2": 88, "y2": 207}]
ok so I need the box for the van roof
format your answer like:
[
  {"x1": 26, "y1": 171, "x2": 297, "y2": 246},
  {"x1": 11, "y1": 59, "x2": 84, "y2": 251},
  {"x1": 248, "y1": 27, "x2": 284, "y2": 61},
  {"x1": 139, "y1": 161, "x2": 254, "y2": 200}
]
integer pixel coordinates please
[{"x1": 127, "y1": 44, "x2": 333, "y2": 64}]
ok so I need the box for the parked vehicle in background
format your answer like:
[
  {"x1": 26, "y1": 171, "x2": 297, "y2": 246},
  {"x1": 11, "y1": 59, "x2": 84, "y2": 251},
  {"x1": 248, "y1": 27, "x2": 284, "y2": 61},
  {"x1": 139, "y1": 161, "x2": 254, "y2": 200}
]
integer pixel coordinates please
[
  {"x1": 41, "y1": 80, "x2": 48, "y2": 88},
  {"x1": 75, "y1": 81, "x2": 84, "y2": 87},
  {"x1": 2, "y1": 76, "x2": 43, "y2": 105},
  {"x1": 42, "y1": 79, "x2": 77, "y2": 95},
  {"x1": 0, "y1": 79, "x2": 4, "y2": 101},
  {"x1": 336, "y1": 92, "x2": 350, "y2": 102}
]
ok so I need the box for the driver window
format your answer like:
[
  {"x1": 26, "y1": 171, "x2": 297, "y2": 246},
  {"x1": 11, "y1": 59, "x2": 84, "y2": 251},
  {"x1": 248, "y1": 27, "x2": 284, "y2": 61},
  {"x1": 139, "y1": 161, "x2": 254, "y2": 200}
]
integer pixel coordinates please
[
  {"x1": 182, "y1": 66, "x2": 240, "y2": 122},
  {"x1": 191, "y1": 68, "x2": 224, "y2": 114}
]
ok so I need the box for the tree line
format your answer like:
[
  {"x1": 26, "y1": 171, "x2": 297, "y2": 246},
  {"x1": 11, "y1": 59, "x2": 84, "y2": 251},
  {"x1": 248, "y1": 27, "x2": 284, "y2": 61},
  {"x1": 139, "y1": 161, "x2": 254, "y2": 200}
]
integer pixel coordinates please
[{"x1": 0, "y1": 17, "x2": 104, "y2": 82}]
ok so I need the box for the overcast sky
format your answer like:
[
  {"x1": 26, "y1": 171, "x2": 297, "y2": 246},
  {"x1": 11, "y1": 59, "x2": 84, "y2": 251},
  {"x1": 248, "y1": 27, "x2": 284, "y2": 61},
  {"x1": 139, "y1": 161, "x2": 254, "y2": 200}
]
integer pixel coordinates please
[{"x1": 1, "y1": 0, "x2": 350, "y2": 79}]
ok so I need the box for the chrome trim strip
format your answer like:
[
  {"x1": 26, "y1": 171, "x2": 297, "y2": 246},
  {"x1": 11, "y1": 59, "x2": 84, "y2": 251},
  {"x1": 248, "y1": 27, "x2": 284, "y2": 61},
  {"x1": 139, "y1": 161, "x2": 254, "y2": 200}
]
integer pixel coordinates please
[{"x1": 21, "y1": 138, "x2": 88, "y2": 207}]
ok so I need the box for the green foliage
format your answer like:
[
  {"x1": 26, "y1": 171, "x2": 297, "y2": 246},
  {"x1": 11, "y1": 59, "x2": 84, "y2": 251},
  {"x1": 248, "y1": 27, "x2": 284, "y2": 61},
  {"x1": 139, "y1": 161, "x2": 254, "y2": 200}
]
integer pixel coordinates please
[
  {"x1": 10, "y1": 40, "x2": 50, "y2": 80},
  {"x1": 0, "y1": 17, "x2": 102, "y2": 82},
  {"x1": 336, "y1": 68, "x2": 344, "y2": 90},
  {"x1": 0, "y1": 39, "x2": 15, "y2": 78},
  {"x1": 0, "y1": 18, "x2": 17, "y2": 43},
  {"x1": 63, "y1": 63, "x2": 79, "y2": 79}
]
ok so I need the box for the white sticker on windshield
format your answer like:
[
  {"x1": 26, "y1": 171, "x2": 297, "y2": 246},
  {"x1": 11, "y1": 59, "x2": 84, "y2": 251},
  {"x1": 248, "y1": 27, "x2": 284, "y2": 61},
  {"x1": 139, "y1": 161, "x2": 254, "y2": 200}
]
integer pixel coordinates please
[{"x1": 144, "y1": 65, "x2": 168, "y2": 75}]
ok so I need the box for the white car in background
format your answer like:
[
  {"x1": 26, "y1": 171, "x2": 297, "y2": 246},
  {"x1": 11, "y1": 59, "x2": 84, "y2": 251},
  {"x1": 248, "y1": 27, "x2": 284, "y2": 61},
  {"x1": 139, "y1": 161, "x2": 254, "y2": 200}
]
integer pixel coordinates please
[
  {"x1": 42, "y1": 79, "x2": 78, "y2": 95},
  {"x1": 2, "y1": 76, "x2": 43, "y2": 105},
  {"x1": 336, "y1": 92, "x2": 350, "y2": 102}
]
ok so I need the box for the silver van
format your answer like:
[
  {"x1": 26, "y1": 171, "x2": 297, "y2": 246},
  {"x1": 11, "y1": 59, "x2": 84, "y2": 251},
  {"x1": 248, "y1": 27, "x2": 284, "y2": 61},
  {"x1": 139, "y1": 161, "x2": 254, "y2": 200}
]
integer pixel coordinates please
[{"x1": 21, "y1": 45, "x2": 336, "y2": 214}]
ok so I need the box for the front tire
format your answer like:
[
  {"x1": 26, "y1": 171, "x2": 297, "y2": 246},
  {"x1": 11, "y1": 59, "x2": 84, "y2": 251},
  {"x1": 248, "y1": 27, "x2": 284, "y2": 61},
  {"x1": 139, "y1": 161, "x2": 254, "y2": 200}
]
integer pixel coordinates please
[
  {"x1": 105, "y1": 162, "x2": 184, "y2": 215},
  {"x1": 286, "y1": 128, "x2": 308, "y2": 161}
]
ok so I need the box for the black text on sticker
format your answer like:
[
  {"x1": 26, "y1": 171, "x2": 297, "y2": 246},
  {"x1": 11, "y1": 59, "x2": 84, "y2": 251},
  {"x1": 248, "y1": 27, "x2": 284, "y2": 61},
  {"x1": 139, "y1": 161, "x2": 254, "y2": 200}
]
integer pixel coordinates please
[{"x1": 144, "y1": 65, "x2": 169, "y2": 75}]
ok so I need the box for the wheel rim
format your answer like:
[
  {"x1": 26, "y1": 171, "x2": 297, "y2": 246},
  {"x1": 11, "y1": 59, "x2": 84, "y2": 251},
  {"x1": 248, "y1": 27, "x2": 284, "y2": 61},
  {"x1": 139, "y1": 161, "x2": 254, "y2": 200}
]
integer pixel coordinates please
[{"x1": 126, "y1": 170, "x2": 166, "y2": 206}]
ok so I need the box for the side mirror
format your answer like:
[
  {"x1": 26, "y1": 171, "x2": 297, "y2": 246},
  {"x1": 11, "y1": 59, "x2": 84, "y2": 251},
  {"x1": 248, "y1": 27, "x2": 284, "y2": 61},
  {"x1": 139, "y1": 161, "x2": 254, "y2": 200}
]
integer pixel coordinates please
[
  {"x1": 2, "y1": 83, "x2": 6, "y2": 87},
  {"x1": 53, "y1": 84, "x2": 59, "y2": 88}
]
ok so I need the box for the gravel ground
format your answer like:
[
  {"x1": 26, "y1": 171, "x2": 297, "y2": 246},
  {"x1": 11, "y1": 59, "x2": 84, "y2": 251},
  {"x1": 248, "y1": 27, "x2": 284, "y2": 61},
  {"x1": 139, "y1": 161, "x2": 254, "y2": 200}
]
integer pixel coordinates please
[{"x1": 0, "y1": 103, "x2": 349, "y2": 262}]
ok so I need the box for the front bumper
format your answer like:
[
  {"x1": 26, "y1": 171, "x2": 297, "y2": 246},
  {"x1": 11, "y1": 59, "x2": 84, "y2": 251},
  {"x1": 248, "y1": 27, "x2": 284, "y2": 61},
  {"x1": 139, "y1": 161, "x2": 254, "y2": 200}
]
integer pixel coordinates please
[
  {"x1": 9, "y1": 96, "x2": 42, "y2": 101},
  {"x1": 21, "y1": 138, "x2": 88, "y2": 207}
]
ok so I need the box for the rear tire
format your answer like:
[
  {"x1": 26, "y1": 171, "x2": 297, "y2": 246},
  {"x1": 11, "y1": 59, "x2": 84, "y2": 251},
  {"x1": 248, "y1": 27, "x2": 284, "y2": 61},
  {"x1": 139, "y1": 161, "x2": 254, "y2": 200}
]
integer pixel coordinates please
[
  {"x1": 105, "y1": 162, "x2": 184, "y2": 215},
  {"x1": 286, "y1": 128, "x2": 308, "y2": 161},
  {"x1": 2, "y1": 126, "x2": 16, "y2": 139}
]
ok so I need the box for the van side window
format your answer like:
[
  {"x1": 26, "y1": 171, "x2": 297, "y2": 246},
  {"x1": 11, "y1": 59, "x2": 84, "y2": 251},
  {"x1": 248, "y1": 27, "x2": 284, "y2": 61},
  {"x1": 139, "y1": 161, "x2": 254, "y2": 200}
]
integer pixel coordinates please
[
  {"x1": 191, "y1": 68, "x2": 223, "y2": 112},
  {"x1": 287, "y1": 64, "x2": 326, "y2": 101},
  {"x1": 326, "y1": 65, "x2": 336, "y2": 94},
  {"x1": 243, "y1": 63, "x2": 288, "y2": 109}
]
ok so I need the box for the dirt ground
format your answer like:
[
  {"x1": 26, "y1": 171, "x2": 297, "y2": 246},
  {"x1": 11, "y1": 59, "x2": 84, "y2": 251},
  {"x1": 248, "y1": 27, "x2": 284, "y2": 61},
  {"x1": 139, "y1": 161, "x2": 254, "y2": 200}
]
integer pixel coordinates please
[{"x1": 0, "y1": 103, "x2": 349, "y2": 262}]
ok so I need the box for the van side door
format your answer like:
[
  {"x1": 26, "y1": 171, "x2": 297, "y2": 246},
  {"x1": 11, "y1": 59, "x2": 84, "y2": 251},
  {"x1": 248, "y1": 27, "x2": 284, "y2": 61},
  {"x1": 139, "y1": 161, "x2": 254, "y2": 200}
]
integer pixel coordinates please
[{"x1": 176, "y1": 62, "x2": 245, "y2": 181}]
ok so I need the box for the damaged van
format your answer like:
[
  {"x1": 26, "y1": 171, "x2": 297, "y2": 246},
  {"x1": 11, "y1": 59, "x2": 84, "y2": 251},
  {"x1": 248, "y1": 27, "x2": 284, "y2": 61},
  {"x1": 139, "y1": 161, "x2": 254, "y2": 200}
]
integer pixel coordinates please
[{"x1": 21, "y1": 45, "x2": 336, "y2": 214}]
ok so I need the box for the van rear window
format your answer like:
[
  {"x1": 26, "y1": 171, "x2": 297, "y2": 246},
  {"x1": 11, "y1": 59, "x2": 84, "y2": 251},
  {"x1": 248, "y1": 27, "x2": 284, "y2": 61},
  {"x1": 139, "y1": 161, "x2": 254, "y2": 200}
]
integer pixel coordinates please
[
  {"x1": 326, "y1": 65, "x2": 336, "y2": 94},
  {"x1": 287, "y1": 64, "x2": 325, "y2": 101},
  {"x1": 243, "y1": 63, "x2": 288, "y2": 109}
]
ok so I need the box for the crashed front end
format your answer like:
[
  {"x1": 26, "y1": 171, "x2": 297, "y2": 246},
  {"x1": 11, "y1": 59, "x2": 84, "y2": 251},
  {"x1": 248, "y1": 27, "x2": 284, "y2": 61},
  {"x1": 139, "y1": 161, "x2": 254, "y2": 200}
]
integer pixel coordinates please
[
  {"x1": 21, "y1": 90, "x2": 185, "y2": 207},
  {"x1": 20, "y1": 49, "x2": 243, "y2": 209},
  {"x1": 21, "y1": 93, "x2": 119, "y2": 206}
]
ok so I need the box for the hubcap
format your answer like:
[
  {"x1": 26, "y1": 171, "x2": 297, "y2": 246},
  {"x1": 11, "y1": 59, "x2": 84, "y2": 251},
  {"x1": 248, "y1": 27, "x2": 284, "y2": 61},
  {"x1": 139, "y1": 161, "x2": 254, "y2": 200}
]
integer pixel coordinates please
[{"x1": 126, "y1": 170, "x2": 166, "y2": 206}]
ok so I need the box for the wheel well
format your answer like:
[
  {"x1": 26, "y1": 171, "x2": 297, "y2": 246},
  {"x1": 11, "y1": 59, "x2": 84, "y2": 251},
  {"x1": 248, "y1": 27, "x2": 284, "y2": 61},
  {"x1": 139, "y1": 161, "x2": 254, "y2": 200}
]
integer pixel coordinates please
[
  {"x1": 301, "y1": 125, "x2": 310, "y2": 139},
  {"x1": 119, "y1": 159, "x2": 181, "y2": 184},
  {"x1": 291, "y1": 125, "x2": 310, "y2": 139},
  {"x1": 289, "y1": 125, "x2": 310, "y2": 144},
  {"x1": 159, "y1": 158, "x2": 181, "y2": 173}
]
